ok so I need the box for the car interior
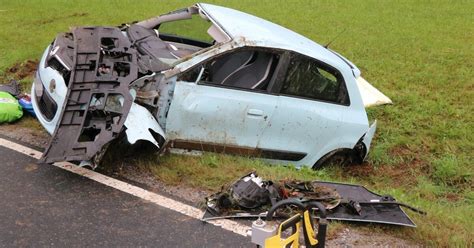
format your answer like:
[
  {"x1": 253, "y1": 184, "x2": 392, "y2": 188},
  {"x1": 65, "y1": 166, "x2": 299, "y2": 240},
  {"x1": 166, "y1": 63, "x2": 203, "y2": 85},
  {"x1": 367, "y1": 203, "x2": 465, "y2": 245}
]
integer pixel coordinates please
[{"x1": 190, "y1": 50, "x2": 279, "y2": 90}]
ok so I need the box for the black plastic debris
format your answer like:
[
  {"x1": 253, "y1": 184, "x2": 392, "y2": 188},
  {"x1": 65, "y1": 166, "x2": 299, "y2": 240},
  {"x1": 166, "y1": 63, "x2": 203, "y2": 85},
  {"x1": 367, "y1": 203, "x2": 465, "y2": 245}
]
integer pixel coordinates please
[
  {"x1": 206, "y1": 172, "x2": 281, "y2": 215},
  {"x1": 40, "y1": 27, "x2": 138, "y2": 166},
  {"x1": 203, "y1": 173, "x2": 425, "y2": 227},
  {"x1": 312, "y1": 181, "x2": 425, "y2": 227}
]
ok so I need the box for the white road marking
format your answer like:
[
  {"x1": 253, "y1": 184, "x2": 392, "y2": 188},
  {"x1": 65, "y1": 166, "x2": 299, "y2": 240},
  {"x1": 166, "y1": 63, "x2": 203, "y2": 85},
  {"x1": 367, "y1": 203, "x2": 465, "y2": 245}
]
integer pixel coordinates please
[{"x1": 0, "y1": 138, "x2": 250, "y2": 237}]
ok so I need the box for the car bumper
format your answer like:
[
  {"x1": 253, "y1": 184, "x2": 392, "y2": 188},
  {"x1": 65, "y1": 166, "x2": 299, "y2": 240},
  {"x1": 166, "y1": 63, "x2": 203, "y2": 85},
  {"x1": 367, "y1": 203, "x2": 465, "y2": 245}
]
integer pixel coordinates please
[
  {"x1": 361, "y1": 120, "x2": 377, "y2": 159},
  {"x1": 31, "y1": 45, "x2": 67, "y2": 134}
]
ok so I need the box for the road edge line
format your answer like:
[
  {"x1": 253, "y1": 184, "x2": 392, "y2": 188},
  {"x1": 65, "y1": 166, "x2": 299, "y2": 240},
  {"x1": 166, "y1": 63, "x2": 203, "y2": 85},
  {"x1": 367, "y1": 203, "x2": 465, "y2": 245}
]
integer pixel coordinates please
[{"x1": 0, "y1": 138, "x2": 249, "y2": 237}]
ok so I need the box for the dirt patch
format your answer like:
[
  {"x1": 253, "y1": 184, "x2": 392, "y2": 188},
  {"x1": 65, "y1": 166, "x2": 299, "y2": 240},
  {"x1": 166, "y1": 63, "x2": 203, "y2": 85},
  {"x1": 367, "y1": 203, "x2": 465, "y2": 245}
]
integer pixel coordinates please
[
  {"x1": 388, "y1": 160, "x2": 428, "y2": 188},
  {"x1": 445, "y1": 192, "x2": 462, "y2": 202},
  {"x1": 345, "y1": 162, "x2": 376, "y2": 177},
  {"x1": 383, "y1": 163, "x2": 418, "y2": 187},
  {"x1": 2, "y1": 59, "x2": 38, "y2": 81},
  {"x1": 0, "y1": 123, "x2": 49, "y2": 148},
  {"x1": 345, "y1": 161, "x2": 424, "y2": 188},
  {"x1": 101, "y1": 160, "x2": 210, "y2": 205},
  {"x1": 389, "y1": 144, "x2": 413, "y2": 157},
  {"x1": 24, "y1": 163, "x2": 39, "y2": 172},
  {"x1": 327, "y1": 227, "x2": 420, "y2": 247},
  {"x1": 345, "y1": 144, "x2": 429, "y2": 188}
]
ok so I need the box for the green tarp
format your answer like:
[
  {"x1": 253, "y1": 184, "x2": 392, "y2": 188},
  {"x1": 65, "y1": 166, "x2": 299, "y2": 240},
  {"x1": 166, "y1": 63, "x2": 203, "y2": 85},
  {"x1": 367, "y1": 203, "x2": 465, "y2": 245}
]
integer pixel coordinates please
[{"x1": 0, "y1": 91, "x2": 23, "y2": 123}]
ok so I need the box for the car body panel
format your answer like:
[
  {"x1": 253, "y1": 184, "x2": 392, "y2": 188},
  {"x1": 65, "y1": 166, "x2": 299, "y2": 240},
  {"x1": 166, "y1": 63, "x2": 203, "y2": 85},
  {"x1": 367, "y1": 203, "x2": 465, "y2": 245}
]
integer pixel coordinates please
[
  {"x1": 165, "y1": 40, "x2": 370, "y2": 167},
  {"x1": 362, "y1": 120, "x2": 377, "y2": 154},
  {"x1": 166, "y1": 81, "x2": 277, "y2": 148},
  {"x1": 198, "y1": 3, "x2": 350, "y2": 74},
  {"x1": 258, "y1": 95, "x2": 368, "y2": 167},
  {"x1": 31, "y1": 45, "x2": 67, "y2": 134}
]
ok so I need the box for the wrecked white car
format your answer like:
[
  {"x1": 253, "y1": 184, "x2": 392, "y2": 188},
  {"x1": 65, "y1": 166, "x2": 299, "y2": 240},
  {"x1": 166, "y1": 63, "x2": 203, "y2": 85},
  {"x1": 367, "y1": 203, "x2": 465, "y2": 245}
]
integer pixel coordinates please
[{"x1": 32, "y1": 3, "x2": 391, "y2": 169}]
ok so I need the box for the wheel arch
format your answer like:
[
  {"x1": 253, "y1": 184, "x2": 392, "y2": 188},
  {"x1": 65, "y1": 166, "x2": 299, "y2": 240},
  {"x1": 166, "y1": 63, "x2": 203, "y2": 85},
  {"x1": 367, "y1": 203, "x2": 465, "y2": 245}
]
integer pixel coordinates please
[{"x1": 312, "y1": 140, "x2": 366, "y2": 170}]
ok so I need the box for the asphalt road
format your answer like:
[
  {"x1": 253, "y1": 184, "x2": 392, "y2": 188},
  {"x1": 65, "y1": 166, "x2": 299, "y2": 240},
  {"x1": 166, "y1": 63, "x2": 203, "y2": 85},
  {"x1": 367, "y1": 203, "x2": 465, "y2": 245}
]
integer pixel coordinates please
[{"x1": 0, "y1": 141, "x2": 250, "y2": 247}]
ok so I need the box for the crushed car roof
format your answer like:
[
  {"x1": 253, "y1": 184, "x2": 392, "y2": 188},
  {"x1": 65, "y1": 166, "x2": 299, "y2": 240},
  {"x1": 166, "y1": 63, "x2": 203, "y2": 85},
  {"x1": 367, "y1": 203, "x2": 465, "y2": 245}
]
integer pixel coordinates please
[{"x1": 199, "y1": 3, "x2": 351, "y2": 72}]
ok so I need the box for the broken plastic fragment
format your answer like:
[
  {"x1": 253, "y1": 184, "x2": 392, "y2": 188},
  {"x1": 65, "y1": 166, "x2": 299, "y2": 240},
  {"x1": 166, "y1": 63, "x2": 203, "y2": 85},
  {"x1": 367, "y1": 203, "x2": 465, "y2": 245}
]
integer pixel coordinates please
[
  {"x1": 356, "y1": 77, "x2": 392, "y2": 107},
  {"x1": 124, "y1": 102, "x2": 165, "y2": 148}
]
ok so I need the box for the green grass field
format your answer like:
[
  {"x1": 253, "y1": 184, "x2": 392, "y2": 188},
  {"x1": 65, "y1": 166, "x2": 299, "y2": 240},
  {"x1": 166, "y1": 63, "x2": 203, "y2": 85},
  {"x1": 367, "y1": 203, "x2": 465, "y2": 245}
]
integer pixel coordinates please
[{"x1": 1, "y1": 0, "x2": 472, "y2": 246}]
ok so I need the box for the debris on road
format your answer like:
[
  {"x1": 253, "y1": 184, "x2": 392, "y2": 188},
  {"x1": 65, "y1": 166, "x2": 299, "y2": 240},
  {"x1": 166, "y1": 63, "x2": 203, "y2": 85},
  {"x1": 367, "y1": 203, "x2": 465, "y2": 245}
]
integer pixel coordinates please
[
  {"x1": 251, "y1": 200, "x2": 328, "y2": 248},
  {"x1": 203, "y1": 172, "x2": 425, "y2": 227},
  {"x1": 0, "y1": 80, "x2": 36, "y2": 120},
  {"x1": 18, "y1": 94, "x2": 36, "y2": 117},
  {"x1": 0, "y1": 80, "x2": 21, "y2": 97}
]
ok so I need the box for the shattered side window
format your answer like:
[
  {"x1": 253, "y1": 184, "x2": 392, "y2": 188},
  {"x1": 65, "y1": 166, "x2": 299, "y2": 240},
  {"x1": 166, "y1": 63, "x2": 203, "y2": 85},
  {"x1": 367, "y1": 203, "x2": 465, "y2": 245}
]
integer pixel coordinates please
[{"x1": 281, "y1": 54, "x2": 349, "y2": 105}]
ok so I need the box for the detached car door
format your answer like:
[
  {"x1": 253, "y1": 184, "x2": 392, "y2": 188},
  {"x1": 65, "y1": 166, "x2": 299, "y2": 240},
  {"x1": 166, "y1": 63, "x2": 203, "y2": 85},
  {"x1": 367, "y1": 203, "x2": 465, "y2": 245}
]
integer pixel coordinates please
[{"x1": 165, "y1": 48, "x2": 281, "y2": 153}]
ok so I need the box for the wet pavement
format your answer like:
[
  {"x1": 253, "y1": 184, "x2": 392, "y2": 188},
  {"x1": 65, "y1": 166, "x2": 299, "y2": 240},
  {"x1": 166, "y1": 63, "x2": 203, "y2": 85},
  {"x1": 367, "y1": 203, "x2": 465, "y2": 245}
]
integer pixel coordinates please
[{"x1": 0, "y1": 138, "x2": 250, "y2": 247}]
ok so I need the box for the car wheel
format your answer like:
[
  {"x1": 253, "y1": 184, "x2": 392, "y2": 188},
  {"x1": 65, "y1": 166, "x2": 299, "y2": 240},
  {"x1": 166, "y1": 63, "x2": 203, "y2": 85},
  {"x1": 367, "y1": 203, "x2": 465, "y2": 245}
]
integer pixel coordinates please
[{"x1": 312, "y1": 149, "x2": 353, "y2": 170}]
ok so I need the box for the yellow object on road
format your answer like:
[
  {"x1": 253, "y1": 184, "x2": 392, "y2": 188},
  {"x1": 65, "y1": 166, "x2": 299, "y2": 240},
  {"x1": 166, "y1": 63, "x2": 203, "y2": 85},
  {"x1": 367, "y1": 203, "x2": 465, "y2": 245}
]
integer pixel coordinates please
[
  {"x1": 264, "y1": 214, "x2": 301, "y2": 248},
  {"x1": 251, "y1": 199, "x2": 328, "y2": 248}
]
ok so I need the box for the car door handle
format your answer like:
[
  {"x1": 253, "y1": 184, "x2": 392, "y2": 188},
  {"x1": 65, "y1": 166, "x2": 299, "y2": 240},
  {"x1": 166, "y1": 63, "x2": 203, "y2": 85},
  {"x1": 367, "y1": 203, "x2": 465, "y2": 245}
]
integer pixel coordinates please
[{"x1": 247, "y1": 109, "x2": 264, "y2": 117}]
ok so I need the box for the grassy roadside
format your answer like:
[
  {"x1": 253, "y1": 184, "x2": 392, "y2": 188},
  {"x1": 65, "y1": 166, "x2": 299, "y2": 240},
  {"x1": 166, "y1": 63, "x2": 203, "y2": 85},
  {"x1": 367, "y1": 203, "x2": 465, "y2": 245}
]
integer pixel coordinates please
[{"x1": 1, "y1": 0, "x2": 472, "y2": 246}]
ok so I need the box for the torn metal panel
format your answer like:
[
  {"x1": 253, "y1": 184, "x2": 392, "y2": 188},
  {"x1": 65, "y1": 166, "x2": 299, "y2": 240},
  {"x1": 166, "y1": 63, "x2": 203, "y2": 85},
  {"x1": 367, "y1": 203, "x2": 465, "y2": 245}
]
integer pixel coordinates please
[
  {"x1": 136, "y1": 4, "x2": 230, "y2": 42},
  {"x1": 39, "y1": 27, "x2": 138, "y2": 164},
  {"x1": 124, "y1": 102, "x2": 165, "y2": 148},
  {"x1": 130, "y1": 73, "x2": 160, "y2": 108},
  {"x1": 361, "y1": 120, "x2": 377, "y2": 155},
  {"x1": 136, "y1": 6, "x2": 197, "y2": 29},
  {"x1": 155, "y1": 77, "x2": 176, "y2": 129}
]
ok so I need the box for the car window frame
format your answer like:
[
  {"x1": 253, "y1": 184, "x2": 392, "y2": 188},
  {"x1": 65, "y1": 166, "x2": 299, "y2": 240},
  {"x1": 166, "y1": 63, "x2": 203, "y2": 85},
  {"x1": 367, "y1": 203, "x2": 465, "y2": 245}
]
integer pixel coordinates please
[
  {"x1": 155, "y1": 14, "x2": 215, "y2": 46},
  {"x1": 272, "y1": 52, "x2": 351, "y2": 107}
]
